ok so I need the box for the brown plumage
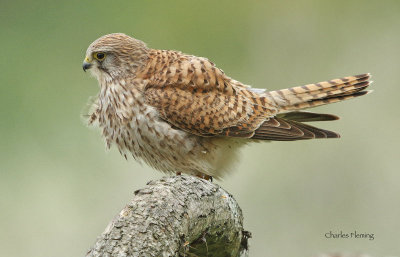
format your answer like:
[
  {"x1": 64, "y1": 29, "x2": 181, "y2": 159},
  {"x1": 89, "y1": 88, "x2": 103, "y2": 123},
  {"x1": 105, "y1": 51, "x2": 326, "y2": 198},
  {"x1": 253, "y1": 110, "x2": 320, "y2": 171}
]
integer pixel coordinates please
[{"x1": 82, "y1": 33, "x2": 372, "y2": 178}]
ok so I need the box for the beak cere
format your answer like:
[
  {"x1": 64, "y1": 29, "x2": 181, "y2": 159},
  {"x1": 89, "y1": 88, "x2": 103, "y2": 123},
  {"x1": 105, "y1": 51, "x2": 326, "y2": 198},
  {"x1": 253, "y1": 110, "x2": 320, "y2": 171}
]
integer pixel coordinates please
[{"x1": 82, "y1": 62, "x2": 92, "y2": 72}]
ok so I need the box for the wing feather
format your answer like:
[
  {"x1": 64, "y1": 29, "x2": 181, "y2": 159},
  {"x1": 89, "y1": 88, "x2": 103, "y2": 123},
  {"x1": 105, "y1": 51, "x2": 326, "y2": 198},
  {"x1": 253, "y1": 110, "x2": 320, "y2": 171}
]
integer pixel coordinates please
[
  {"x1": 141, "y1": 50, "x2": 344, "y2": 141},
  {"x1": 142, "y1": 51, "x2": 277, "y2": 137}
]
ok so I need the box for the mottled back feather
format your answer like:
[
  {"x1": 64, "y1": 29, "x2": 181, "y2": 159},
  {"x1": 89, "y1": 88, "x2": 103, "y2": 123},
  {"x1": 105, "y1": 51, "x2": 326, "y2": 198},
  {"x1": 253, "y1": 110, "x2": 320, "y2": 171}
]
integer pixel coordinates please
[
  {"x1": 141, "y1": 50, "x2": 278, "y2": 137},
  {"x1": 140, "y1": 50, "x2": 371, "y2": 141}
]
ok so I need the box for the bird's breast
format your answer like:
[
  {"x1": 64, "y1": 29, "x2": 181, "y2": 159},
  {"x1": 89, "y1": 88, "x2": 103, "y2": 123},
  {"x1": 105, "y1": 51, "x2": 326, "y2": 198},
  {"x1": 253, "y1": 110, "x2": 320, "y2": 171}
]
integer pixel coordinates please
[{"x1": 94, "y1": 82, "x2": 205, "y2": 170}]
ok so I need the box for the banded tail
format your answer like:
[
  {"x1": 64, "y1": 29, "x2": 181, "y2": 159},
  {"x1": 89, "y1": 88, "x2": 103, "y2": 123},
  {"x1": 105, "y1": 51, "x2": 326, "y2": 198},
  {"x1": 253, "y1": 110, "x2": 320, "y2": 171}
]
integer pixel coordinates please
[
  {"x1": 269, "y1": 73, "x2": 372, "y2": 112},
  {"x1": 253, "y1": 74, "x2": 372, "y2": 141}
]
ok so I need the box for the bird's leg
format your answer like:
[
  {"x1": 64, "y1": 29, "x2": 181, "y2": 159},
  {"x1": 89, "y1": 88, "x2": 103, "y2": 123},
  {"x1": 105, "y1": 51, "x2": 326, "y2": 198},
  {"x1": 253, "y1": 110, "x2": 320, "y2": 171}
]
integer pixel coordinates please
[
  {"x1": 195, "y1": 173, "x2": 213, "y2": 181},
  {"x1": 175, "y1": 171, "x2": 213, "y2": 181}
]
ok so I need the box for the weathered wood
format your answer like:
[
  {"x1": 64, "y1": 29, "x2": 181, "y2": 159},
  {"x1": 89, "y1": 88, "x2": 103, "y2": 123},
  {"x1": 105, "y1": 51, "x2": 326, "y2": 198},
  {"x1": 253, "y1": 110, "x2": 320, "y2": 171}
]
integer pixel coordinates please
[{"x1": 86, "y1": 175, "x2": 251, "y2": 257}]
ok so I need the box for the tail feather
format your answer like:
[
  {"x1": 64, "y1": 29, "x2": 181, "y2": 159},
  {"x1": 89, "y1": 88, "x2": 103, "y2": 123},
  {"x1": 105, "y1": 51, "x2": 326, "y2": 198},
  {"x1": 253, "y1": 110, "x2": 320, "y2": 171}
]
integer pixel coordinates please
[
  {"x1": 293, "y1": 80, "x2": 369, "y2": 102},
  {"x1": 251, "y1": 74, "x2": 373, "y2": 141},
  {"x1": 268, "y1": 73, "x2": 372, "y2": 112}
]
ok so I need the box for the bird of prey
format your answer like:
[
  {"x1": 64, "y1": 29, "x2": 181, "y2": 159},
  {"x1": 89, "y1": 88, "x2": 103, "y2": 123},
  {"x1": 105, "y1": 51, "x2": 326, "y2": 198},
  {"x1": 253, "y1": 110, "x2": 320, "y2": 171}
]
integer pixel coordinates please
[{"x1": 82, "y1": 33, "x2": 372, "y2": 179}]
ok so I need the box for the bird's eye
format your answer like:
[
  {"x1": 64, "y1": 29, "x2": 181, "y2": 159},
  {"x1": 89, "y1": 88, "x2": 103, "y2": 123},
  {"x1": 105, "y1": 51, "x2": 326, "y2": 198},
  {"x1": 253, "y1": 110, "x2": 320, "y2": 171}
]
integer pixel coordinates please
[{"x1": 94, "y1": 52, "x2": 106, "y2": 61}]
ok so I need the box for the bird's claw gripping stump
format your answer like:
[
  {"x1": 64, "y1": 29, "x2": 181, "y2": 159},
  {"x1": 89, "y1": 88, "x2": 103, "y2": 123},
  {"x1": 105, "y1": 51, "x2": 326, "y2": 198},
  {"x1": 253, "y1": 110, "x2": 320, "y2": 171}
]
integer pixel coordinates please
[{"x1": 86, "y1": 175, "x2": 251, "y2": 257}]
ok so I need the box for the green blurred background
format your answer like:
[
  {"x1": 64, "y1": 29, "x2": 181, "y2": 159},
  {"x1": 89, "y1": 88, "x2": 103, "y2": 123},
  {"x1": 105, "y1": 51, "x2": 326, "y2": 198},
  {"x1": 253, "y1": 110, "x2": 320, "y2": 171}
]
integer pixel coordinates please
[{"x1": 1, "y1": 0, "x2": 399, "y2": 256}]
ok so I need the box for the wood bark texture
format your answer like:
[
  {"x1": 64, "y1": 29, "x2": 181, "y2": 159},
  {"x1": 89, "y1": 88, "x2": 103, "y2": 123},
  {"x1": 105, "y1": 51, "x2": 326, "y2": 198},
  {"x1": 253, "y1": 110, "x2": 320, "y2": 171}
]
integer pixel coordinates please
[{"x1": 86, "y1": 175, "x2": 251, "y2": 257}]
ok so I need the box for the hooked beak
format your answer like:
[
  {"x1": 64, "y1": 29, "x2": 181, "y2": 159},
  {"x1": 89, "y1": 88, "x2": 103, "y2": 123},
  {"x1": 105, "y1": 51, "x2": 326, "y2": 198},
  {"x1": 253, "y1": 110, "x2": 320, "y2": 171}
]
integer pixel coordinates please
[
  {"x1": 82, "y1": 62, "x2": 92, "y2": 72},
  {"x1": 82, "y1": 56, "x2": 92, "y2": 72}
]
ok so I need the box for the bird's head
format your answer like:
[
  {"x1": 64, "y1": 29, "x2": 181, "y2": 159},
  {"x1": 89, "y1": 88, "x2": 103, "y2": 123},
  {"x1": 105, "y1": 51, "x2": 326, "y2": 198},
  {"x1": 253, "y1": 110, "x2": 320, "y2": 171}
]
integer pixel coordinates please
[{"x1": 83, "y1": 33, "x2": 149, "y2": 82}]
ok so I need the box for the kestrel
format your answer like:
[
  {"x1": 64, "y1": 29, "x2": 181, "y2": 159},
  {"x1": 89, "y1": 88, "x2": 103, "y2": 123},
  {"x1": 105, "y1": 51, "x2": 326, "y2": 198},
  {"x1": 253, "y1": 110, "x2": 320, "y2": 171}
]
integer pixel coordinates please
[{"x1": 82, "y1": 33, "x2": 372, "y2": 179}]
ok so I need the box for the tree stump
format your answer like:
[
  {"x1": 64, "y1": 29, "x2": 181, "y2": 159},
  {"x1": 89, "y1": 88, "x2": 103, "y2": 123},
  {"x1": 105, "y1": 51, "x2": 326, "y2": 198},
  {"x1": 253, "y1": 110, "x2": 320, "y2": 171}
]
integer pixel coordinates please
[{"x1": 86, "y1": 175, "x2": 251, "y2": 257}]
